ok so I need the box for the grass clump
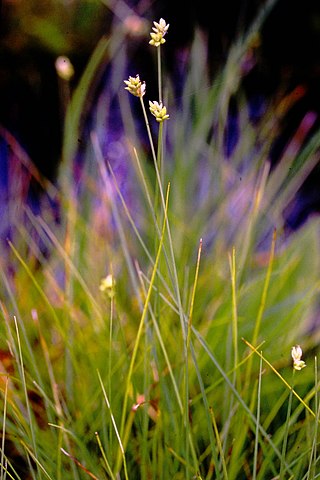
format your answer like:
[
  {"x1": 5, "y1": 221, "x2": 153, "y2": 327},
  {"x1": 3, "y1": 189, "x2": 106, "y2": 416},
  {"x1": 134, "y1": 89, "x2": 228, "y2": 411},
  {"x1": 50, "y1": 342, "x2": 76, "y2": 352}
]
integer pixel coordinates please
[{"x1": 1, "y1": 3, "x2": 320, "y2": 479}]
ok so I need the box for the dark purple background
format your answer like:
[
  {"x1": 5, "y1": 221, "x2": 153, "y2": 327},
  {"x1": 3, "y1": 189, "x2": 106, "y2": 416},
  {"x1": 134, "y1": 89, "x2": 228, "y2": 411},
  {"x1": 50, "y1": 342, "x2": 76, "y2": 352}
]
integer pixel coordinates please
[{"x1": 0, "y1": 0, "x2": 320, "y2": 232}]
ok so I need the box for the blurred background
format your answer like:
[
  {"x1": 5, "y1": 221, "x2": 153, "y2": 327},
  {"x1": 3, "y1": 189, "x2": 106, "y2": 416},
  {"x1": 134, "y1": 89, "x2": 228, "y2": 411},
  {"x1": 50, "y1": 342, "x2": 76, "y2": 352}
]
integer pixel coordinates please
[{"x1": 1, "y1": 0, "x2": 320, "y2": 236}]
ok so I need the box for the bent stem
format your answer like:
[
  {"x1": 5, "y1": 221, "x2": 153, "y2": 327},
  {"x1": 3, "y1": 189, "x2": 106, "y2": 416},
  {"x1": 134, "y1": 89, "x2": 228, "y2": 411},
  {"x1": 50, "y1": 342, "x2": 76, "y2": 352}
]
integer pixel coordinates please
[
  {"x1": 243, "y1": 339, "x2": 315, "y2": 418},
  {"x1": 139, "y1": 97, "x2": 165, "y2": 221}
]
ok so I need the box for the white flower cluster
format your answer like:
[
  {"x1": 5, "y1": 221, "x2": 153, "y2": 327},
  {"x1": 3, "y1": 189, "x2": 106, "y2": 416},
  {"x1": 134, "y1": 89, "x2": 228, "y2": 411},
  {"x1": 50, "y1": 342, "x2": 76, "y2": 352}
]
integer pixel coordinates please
[
  {"x1": 291, "y1": 345, "x2": 306, "y2": 371},
  {"x1": 149, "y1": 18, "x2": 169, "y2": 47}
]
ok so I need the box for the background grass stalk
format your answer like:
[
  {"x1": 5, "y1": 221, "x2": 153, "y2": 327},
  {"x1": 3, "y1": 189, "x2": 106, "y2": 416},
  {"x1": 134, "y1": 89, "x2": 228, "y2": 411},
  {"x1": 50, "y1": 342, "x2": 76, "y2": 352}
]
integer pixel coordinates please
[
  {"x1": 187, "y1": 239, "x2": 203, "y2": 349},
  {"x1": 63, "y1": 193, "x2": 76, "y2": 409},
  {"x1": 8, "y1": 242, "x2": 64, "y2": 335},
  {"x1": 108, "y1": 284, "x2": 115, "y2": 450},
  {"x1": 24, "y1": 210, "x2": 104, "y2": 325},
  {"x1": 94, "y1": 431, "x2": 116, "y2": 480},
  {"x1": 279, "y1": 371, "x2": 295, "y2": 479},
  {"x1": 244, "y1": 229, "x2": 276, "y2": 393},
  {"x1": 253, "y1": 354, "x2": 263, "y2": 480},
  {"x1": 0, "y1": 377, "x2": 8, "y2": 480},
  {"x1": 91, "y1": 132, "x2": 142, "y2": 307},
  {"x1": 306, "y1": 357, "x2": 319, "y2": 480},
  {"x1": 251, "y1": 228, "x2": 277, "y2": 347},
  {"x1": 210, "y1": 406, "x2": 228, "y2": 479},
  {"x1": 97, "y1": 371, "x2": 129, "y2": 480},
  {"x1": 184, "y1": 239, "x2": 203, "y2": 479},
  {"x1": 13, "y1": 316, "x2": 40, "y2": 480},
  {"x1": 189, "y1": 343, "x2": 222, "y2": 480},
  {"x1": 229, "y1": 247, "x2": 239, "y2": 391}
]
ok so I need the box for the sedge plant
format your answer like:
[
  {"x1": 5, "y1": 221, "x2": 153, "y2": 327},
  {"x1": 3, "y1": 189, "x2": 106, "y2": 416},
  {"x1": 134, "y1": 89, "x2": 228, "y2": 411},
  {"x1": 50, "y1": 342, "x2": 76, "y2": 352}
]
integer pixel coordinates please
[{"x1": 1, "y1": 3, "x2": 320, "y2": 479}]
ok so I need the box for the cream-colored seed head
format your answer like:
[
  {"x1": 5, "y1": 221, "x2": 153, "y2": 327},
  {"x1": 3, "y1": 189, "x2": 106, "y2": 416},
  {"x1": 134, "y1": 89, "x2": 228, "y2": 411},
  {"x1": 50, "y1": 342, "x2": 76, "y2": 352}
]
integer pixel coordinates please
[
  {"x1": 149, "y1": 100, "x2": 169, "y2": 122},
  {"x1": 291, "y1": 345, "x2": 306, "y2": 371},
  {"x1": 55, "y1": 56, "x2": 74, "y2": 81},
  {"x1": 149, "y1": 18, "x2": 169, "y2": 47},
  {"x1": 124, "y1": 75, "x2": 146, "y2": 97}
]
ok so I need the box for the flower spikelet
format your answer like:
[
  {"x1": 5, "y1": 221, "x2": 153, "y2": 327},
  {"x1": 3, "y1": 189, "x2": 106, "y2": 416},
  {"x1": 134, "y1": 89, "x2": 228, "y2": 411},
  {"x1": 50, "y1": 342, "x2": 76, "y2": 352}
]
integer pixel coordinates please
[
  {"x1": 55, "y1": 56, "x2": 74, "y2": 81},
  {"x1": 149, "y1": 18, "x2": 169, "y2": 47},
  {"x1": 149, "y1": 100, "x2": 169, "y2": 122},
  {"x1": 124, "y1": 75, "x2": 146, "y2": 97},
  {"x1": 291, "y1": 345, "x2": 306, "y2": 371},
  {"x1": 99, "y1": 274, "x2": 116, "y2": 298}
]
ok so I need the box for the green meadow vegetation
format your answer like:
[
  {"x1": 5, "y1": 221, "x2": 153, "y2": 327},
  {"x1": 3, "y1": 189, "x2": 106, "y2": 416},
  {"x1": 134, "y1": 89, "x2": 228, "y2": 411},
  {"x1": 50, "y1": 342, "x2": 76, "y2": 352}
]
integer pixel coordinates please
[{"x1": 1, "y1": 2, "x2": 320, "y2": 478}]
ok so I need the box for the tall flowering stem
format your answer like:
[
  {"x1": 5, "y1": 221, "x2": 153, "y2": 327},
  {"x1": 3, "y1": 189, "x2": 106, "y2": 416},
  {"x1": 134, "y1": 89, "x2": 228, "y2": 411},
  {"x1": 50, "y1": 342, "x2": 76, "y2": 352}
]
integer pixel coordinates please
[
  {"x1": 149, "y1": 18, "x2": 170, "y2": 200},
  {"x1": 123, "y1": 75, "x2": 168, "y2": 223},
  {"x1": 149, "y1": 19, "x2": 169, "y2": 104},
  {"x1": 157, "y1": 47, "x2": 162, "y2": 104},
  {"x1": 124, "y1": 21, "x2": 198, "y2": 476},
  {"x1": 280, "y1": 346, "x2": 306, "y2": 477},
  {"x1": 139, "y1": 97, "x2": 158, "y2": 171},
  {"x1": 148, "y1": 100, "x2": 170, "y2": 179},
  {"x1": 123, "y1": 22, "x2": 170, "y2": 232}
]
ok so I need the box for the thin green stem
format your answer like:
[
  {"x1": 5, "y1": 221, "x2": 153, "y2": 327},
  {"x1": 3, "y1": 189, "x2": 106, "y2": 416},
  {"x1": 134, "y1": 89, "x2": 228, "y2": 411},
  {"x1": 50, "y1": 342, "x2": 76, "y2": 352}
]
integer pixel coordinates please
[
  {"x1": 140, "y1": 96, "x2": 158, "y2": 169},
  {"x1": 279, "y1": 371, "x2": 295, "y2": 479},
  {"x1": 14, "y1": 316, "x2": 40, "y2": 480},
  {"x1": 0, "y1": 377, "x2": 8, "y2": 480},
  {"x1": 157, "y1": 46, "x2": 162, "y2": 103},
  {"x1": 155, "y1": 121, "x2": 164, "y2": 215},
  {"x1": 306, "y1": 357, "x2": 320, "y2": 480},
  {"x1": 210, "y1": 407, "x2": 228, "y2": 480},
  {"x1": 229, "y1": 247, "x2": 239, "y2": 390},
  {"x1": 244, "y1": 229, "x2": 276, "y2": 392},
  {"x1": 108, "y1": 290, "x2": 114, "y2": 450},
  {"x1": 187, "y1": 239, "x2": 203, "y2": 349},
  {"x1": 97, "y1": 370, "x2": 129, "y2": 480},
  {"x1": 253, "y1": 354, "x2": 263, "y2": 480},
  {"x1": 95, "y1": 432, "x2": 116, "y2": 480}
]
